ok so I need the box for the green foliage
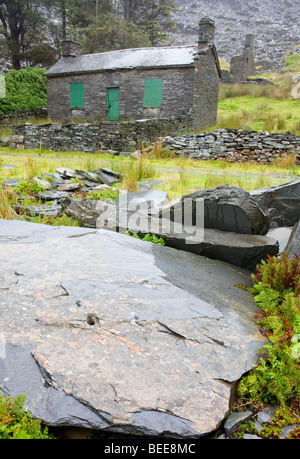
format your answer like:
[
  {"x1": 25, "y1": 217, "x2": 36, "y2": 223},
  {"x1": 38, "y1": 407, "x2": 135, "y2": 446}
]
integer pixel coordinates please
[
  {"x1": 86, "y1": 189, "x2": 119, "y2": 202},
  {"x1": 125, "y1": 229, "x2": 165, "y2": 246},
  {"x1": 80, "y1": 13, "x2": 151, "y2": 54},
  {"x1": 26, "y1": 212, "x2": 80, "y2": 227},
  {"x1": 236, "y1": 253, "x2": 300, "y2": 407},
  {"x1": 233, "y1": 406, "x2": 300, "y2": 439},
  {"x1": 14, "y1": 180, "x2": 45, "y2": 196},
  {"x1": 0, "y1": 392, "x2": 53, "y2": 439},
  {"x1": 0, "y1": 68, "x2": 47, "y2": 114}
]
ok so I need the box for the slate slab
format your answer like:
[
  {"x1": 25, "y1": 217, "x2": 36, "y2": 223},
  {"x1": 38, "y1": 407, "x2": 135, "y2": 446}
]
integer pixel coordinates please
[
  {"x1": 0, "y1": 220, "x2": 267, "y2": 438},
  {"x1": 61, "y1": 197, "x2": 279, "y2": 270},
  {"x1": 250, "y1": 178, "x2": 300, "y2": 228}
]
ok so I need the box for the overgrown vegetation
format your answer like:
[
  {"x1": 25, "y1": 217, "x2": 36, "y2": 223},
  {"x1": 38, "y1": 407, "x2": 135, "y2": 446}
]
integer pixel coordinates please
[
  {"x1": 234, "y1": 253, "x2": 300, "y2": 438},
  {"x1": 216, "y1": 52, "x2": 300, "y2": 134},
  {"x1": 0, "y1": 69, "x2": 47, "y2": 115},
  {"x1": 0, "y1": 392, "x2": 53, "y2": 439}
]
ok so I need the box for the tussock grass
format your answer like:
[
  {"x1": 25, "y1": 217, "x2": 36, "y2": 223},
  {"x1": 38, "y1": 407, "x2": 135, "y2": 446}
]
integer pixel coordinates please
[{"x1": 0, "y1": 184, "x2": 16, "y2": 220}]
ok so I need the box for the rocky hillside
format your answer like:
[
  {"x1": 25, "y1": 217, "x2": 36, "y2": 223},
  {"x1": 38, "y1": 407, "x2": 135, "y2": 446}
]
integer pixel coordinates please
[{"x1": 169, "y1": 0, "x2": 300, "y2": 69}]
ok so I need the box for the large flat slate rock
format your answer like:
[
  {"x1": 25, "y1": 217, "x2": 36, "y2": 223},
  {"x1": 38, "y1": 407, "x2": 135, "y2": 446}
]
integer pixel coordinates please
[
  {"x1": 61, "y1": 198, "x2": 278, "y2": 270},
  {"x1": 0, "y1": 220, "x2": 267, "y2": 438}
]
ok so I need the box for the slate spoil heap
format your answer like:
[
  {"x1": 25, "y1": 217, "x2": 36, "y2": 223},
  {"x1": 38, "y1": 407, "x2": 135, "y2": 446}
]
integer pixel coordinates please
[
  {"x1": 1, "y1": 170, "x2": 299, "y2": 439},
  {"x1": 6, "y1": 168, "x2": 300, "y2": 270}
]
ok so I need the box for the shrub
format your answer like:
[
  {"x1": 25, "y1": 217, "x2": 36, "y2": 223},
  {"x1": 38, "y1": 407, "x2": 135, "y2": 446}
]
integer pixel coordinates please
[
  {"x1": 0, "y1": 393, "x2": 52, "y2": 439},
  {"x1": 236, "y1": 253, "x2": 300, "y2": 407},
  {"x1": 0, "y1": 68, "x2": 47, "y2": 114},
  {"x1": 14, "y1": 180, "x2": 44, "y2": 196}
]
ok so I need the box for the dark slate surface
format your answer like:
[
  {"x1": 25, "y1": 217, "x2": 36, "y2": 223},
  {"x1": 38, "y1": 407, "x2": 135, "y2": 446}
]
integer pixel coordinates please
[
  {"x1": 44, "y1": 46, "x2": 199, "y2": 76},
  {"x1": 0, "y1": 220, "x2": 267, "y2": 438}
]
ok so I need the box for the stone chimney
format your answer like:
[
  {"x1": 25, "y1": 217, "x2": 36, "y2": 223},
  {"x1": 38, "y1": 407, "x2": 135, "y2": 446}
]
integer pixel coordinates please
[
  {"x1": 198, "y1": 17, "x2": 215, "y2": 46},
  {"x1": 62, "y1": 40, "x2": 80, "y2": 58},
  {"x1": 245, "y1": 34, "x2": 254, "y2": 50}
]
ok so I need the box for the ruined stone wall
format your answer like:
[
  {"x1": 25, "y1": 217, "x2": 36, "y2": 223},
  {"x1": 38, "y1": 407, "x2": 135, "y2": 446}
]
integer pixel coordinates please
[
  {"x1": 11, "y1": 123, "x2": 300, "y2": 164},
  {"x1": 11, "y1": 117, "x2": 192, "y2": 153},
  {"x1": 162, "y1": 129, "x2": 300, "y2": 164},
  {"x1": 192, "y1": 47, "x2": 220, "y2": 130},
  {"x1": 230, "y1": 35, "x2": 256, "y2": 83}
]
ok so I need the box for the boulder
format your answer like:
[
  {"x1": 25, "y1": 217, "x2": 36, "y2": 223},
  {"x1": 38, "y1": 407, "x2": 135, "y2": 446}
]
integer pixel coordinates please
[
  {"x1": 75, "y1": 169, "x2": 121, "y2": 186},
  {"x1": 57, "y1": 183, "x2": 82, "y2": 192},
  {"x1": 33, "y1": 177, "x2": 52, "y2": 190},
  {"x1": 61, "y1": 198, "x2": 134, "y2": 232},
  {"x1": 38, "y1": 190, "x2": 70, "y2": 202},
  {"x1": 0, "y1": 136, "x2": 11, "y2": 147},
  {"x1": 250, "y1": 179, "x2": 300, "y2": 228},
  {"x1": 0, "y1": 219, "x2": 267, "y2": 438},
  {"x1": 61, "y1": 198, "x2": 107, "y2": 228},
  {"x1": 160, "y1": 185, "x2": 270, "y2": 235},
  {"x1": 56, "y1": 167, "x2": 77, "y2": 178}
]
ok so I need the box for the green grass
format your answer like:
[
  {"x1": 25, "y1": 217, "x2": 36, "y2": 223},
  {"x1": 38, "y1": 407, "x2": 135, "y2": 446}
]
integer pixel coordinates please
[
  {"x1": 216, "y1": 94, "x2": 300, "y2": 133},
  {"x1": 215, "y1": 51, "x2": 300, "y2": 134},
  {"x1": 1, "y1": 147, "x2": 299, "y2": 204}
]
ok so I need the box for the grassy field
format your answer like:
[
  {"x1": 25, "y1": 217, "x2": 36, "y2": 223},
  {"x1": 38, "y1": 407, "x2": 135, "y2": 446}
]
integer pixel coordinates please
[
  {"x1": 215, "y1": 53, "x2": 300, "y2": 133},
  {"x1": 1, "y1": 50, "x2": 300, "y2": 218},
  {"x1": 1, "y1": 147, "x2": 299, "y2": 201}
]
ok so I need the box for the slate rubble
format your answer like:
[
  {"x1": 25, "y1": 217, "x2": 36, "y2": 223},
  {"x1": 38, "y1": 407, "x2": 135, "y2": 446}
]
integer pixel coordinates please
[
  {"x1": 1, "y1": 167, "x2": 300, "y2": 439},
  {"x1": 162, "y1": 129, "x2": 300, "y2": 163},
  {"x1": 6, "y1": 169, "x2": 300, "y2": 270}
]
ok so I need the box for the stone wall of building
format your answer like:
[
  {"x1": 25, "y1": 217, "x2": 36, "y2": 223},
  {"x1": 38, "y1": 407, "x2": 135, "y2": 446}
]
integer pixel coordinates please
[
  {"x1": 47, "y1": 67, "x2": 196, "y2": 123},
  {"x1": 162, "y1": 129, "x2": 300, "y2": 163},
  {"x1": 230, "y1": 35, "x2": 256, "y2": 84},
  {"x1": 11, "y1": 117, "x2": 192, "y2": 153},
  {"x1": 192, "y1": 47, "x2": 220, "y2": 130}
]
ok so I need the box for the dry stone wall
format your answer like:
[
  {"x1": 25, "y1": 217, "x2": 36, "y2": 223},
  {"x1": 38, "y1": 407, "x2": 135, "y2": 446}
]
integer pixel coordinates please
[
  {"x1": 162, "y1": 129, "x2": 300, "y2": 164},
  {"x1": 11, "y1": 117, "x2": 191, "y2": 153},
  {"x1": 10, "y1": 121, "x2": 300, "y2": 164}
]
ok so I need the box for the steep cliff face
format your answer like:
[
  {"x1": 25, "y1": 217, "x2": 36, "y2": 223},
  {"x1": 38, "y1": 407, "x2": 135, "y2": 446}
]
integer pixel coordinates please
[{"x1": 170, "y1": 0, "x2": 300, "y2": 68}]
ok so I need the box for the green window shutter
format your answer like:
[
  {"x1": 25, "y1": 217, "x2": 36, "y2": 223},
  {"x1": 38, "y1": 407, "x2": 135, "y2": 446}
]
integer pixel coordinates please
[
  {"x1": 144, "y1": 79, "x2": 163, "y2": 107},
  {"x1": 70, "y1": 83, "x2": 84, "y2": 109}
]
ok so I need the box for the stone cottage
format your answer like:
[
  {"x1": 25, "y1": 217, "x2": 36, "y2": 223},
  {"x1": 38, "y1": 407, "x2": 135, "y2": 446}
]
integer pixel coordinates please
[{"x1": 44, "y1": 17, "x2": 221, "y2": 130}]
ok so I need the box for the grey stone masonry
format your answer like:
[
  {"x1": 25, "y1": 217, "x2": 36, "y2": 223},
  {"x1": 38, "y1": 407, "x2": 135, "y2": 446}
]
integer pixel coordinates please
[
  {"x1": 10, "y1": 117, "x2": 191, "y2": 153},
  {"x1": 10, "y1": 123, "x2": 300, "y2": 164},
  {"x1": 162, "y1": 128, "x2": 300, "y2": 164}
]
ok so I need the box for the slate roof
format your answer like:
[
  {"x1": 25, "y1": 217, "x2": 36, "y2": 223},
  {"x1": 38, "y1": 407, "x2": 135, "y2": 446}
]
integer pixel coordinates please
[{"x1": 44, "y1": 45, "x2": 203, "y2": 76}]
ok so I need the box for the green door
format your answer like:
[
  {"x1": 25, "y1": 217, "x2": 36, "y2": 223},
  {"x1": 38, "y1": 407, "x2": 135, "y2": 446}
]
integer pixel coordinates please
[{"x1": 107, "y1": 88, "x2": 119, "y2": 121}]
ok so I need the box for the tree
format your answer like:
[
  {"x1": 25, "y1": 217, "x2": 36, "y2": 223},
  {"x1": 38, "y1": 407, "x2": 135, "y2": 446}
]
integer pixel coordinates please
[
  {"x1": 80, "y1": 12, "x2": 150, "y2": 53},
  {"x1": 46, "y1": 0, "x2": 112, "y2": 41},
  {"x1": 116, "y1": 0, "x2": 177, "y2": 45},
  {"x1": 0, "y1": 0, "x2": 50, "y2": 69}
]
